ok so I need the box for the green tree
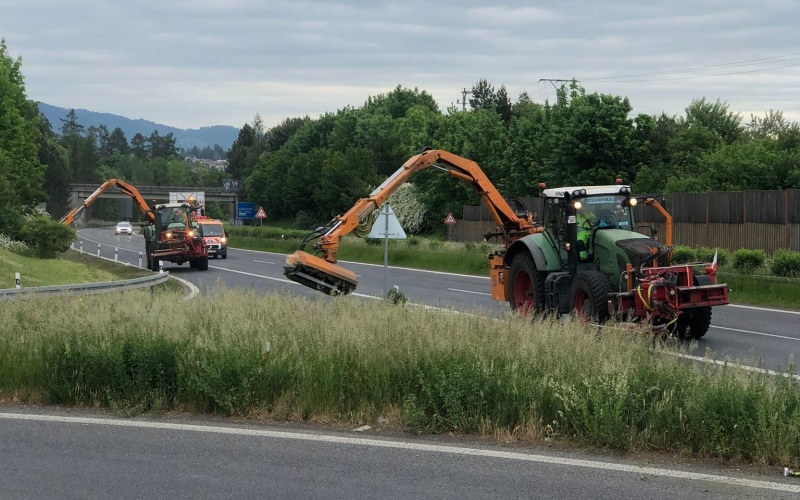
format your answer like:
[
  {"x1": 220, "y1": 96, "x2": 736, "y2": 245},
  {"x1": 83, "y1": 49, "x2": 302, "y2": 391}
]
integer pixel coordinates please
[{"x1": 0, "y1": 39, "x2": 45, "y2": 219}]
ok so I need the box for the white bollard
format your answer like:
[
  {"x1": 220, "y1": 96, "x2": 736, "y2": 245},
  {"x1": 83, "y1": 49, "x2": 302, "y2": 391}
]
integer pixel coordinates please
[
  {"x1": 15, "y1": 272, "x2": 21, "y2": 289},
  {"x1": 159, "y1": 260, "x2": 164, "y2": 273},
  {"x1": 97, "y1": 243, "x2": 101, "y2": 257},
  {"x1": 114, "y1": 247, "x2": 118, "y2": 261},
  {"x1": 138, "y1": 252, "x2": 143, "y2": 268},
  {"x1": 79, "y1": 240, "x2": 83, "y2": 253}
]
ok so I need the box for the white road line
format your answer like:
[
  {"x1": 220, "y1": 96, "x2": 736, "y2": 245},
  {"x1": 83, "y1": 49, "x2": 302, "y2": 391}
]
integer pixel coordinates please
[
  {"x1": 711, "y1": 325, "x2": 800, "y2": 341},
  {"x1": 253, "y1": 260, "x2": 276, "y2": 265},
  {"x1": 0, "y1": 412, "x2": 796, "y2": 494},
  {"x1": 206, "y1": 265, "x2": 377, "y2": 301},
  {"x1": 726, "y1": 303, "x2": 800, "y2": 315},
  {"x1": 673, "y1": 352, "x2": 800, "y2": 380},
  {"x1": 448, "y1": 288, "x2": 492, "y2": 296}
]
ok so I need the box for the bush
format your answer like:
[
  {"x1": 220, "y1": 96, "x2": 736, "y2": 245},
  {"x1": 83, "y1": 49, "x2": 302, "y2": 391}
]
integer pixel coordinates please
[
  {"x1": 696, "y1": 247, "x2": 729, "y2": 267},
  {"x1": 732, "y1": 248, "x2": 766, "y2": 272},
  {"x1": 19, "y1": 216, "x2": 76, "y2": 258},
  {"x1": 293, "y1": 211, "x2": 316, "y2": 230},
  {"x1": 770, "y1": 249, "x2": 800, "y2": 278},
  {"x1": 670, "y1": 245, "x2": 695, "y2": 264}
]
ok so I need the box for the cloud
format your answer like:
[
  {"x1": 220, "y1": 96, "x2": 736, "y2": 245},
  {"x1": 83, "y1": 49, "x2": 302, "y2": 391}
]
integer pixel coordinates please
[{"x1": 2, "y1": 0, "x2": 800, "y2": 128}]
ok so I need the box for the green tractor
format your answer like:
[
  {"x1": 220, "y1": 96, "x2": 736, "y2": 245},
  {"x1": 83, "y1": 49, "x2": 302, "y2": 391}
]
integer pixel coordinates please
[
  {"x1": 142, "y1": 202, "x2": 209, "y2": 271},
  {"x1": 498, "y1": 183, "x2": 728, "y2": 338}
]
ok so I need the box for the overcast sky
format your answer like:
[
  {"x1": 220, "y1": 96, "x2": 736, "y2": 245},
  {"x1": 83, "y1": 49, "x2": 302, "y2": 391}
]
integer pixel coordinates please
[{"x1": 3, "y1": 0, "x2": 800, "y2": 130}]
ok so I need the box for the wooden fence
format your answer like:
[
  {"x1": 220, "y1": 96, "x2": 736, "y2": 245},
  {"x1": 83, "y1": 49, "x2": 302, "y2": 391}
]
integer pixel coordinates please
[{"x1": 454, "y1": 190, "x2": 800, "y2": 254}]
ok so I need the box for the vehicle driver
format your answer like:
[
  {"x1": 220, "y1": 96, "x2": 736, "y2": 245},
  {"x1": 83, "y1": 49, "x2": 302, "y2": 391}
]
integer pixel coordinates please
[{"x1": 577, "y1": 209, "x2": 594, "y2": 261}]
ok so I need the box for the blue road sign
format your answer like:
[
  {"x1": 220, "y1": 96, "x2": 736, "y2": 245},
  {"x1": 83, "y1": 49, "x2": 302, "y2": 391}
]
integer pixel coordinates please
[{"x1": 237, "y1": 202, "x2": 257, "y2": 219}]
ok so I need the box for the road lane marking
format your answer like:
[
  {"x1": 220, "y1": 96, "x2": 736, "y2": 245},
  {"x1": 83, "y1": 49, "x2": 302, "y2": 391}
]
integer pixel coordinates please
[
  {"x1": 711, "y1": 325, "x2": 799, "y2": 341},
  {"x1": 253, "y1": 260, "x2": 276, "y2": 265},
  {"x1": 0, "y1": 412, "x2": 797, "y2": 494},
  {"x1": 726, "y1": 303, "x2": 800, "y2": 315},
  {"x1": 448, "y1": 288, "x2": 492, "y2": 296},
  {"x1": 207, "y1": 266, "x2": 376, "y2": 300},
  {"x1": 674, "y1": 352, "x2": 800, "y2": 380}
]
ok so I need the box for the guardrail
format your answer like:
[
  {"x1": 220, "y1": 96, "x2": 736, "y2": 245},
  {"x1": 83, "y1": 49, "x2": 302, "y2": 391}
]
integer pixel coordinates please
[{"x1": 0, "y1": 272, "x2": 170, "y2": 301}]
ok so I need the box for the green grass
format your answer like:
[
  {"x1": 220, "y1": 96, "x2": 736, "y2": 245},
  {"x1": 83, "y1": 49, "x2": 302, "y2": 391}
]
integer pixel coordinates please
[
  {"x1": 0, "y1": 248, "x2": 184, "y2": 293},
  {"x1": 0, "y1": 248, "x2": 144, "y2": 288},
  {"x1": 0, "y1": 288, "x2": 797, "y2": 466},
  {"x1": 228, "y1": 229, "x2": 800, "y2": 309}
]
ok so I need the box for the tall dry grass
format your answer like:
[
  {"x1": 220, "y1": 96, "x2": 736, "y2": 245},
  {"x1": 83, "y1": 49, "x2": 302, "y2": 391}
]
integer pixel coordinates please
[{"x1": 0, "y1": 288, "x2": 797, "y2": 465}]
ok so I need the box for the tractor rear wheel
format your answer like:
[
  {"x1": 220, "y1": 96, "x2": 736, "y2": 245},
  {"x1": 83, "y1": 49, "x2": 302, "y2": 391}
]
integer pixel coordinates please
[
  {"x1": 508, "y1": 252, "x2": 546, "y2": 314},
  {"x1": 570, "y1": 271, "x2": 613, "y2": 322},
  {"x1": 676, "y1": 307, "x2": 712, "y2": 340}
]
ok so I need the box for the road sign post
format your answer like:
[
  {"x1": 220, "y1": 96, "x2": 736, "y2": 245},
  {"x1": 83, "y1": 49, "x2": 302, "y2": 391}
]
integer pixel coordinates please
[
  {"x1": 445, "y1": 213, "x2": 457, "y2": 241},
  {"x1": 366, "y1": 203, "x2": 407, "y2": 297},
  {"x1": 256, "y1": 206, "x2": 267, "y2": 227}
]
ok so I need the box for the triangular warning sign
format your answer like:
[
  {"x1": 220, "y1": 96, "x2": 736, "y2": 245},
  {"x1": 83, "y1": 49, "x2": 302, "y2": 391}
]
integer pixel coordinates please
[
  {"x1": 444, "y1": 213, "x2": 457, "y2": 225},
  {"x1": 366, "y1": 203, "x2": 407, "y2": 239},
  {"x1": 256, "y1": 206, "x2": 267, "y2": 218}
]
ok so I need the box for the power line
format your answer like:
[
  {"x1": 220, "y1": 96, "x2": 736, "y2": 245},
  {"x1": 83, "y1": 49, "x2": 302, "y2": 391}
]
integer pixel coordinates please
[{"x1": 582, "y1": 52, "x2": 800, "y2": 82}]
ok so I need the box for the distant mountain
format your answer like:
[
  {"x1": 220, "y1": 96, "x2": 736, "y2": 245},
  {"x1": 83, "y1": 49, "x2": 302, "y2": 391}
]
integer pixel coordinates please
[{"x1": 37, "y1": 103, "x2": 239, "y2": 151}]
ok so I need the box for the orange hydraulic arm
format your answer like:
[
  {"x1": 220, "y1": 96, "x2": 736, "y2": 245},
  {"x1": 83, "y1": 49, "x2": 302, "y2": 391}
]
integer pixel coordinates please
[
  {"x1": 60, "y1": 179, "x2": 154, "y2": 225},
  {"x1": 643, "y1": 197, "x2": 673, "y2": 247},
  {"x1": 284, "y1": 148, "x2": 543, "y2": 296}
]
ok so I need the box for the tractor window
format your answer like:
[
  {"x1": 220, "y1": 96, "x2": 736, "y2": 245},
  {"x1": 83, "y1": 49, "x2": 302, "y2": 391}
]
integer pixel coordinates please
[{"x1": 577, "y1": 195, "x2": 632, "y2": 230}]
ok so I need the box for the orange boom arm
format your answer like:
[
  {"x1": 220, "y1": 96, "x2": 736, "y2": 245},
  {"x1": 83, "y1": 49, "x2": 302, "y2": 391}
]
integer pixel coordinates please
[
  {"x1": 61, "y1": 179, "x2": 154, "y2": 225},
  {"x1": 283, "y1": 148, "x2": 543, "y2": 295}
]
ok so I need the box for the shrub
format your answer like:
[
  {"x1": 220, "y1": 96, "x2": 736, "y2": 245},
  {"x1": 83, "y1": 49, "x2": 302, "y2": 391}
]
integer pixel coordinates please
[
  {"x1": 732, "y1": 248, "x2": 766, "y2": 272},
  {"x1": 18, "y1": 216, "x2": 76, "y2": 258},
  {"x1": 293, "y1": 211, "x2": 316, "y2": 230},
  {"x1": 770, "y1": 249, "x2": 800, "y2": 278},
  {"x1": 670, "y1": 245, "x2": 695, "y2": 264},
  {"x1": 696, "y1": 247, "x2": 729, "y2": 267},
  {"x1": 385, "y1": 285, "x2": 407, "y2": 304}
]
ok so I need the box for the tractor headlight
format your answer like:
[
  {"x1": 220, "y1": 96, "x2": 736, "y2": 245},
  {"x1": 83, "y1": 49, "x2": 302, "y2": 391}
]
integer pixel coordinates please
[
  {"x1": 573, "y1": 201, "x2": 582, "y2": 210},
  {"x1": 187, "y1": 230, "x2": 194, "y2": 237},
  {"x1": 166, "y1": 231, "x2": 172, "y2": 239},
  {"x1": 628, "y1": 198, "x2": 638, "y2": 207}
]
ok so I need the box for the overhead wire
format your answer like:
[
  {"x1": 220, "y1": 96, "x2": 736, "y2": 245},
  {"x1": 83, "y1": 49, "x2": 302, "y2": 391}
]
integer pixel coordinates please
[{"x1": 512, "y1": 51, "x2": 800, "y2": 96}]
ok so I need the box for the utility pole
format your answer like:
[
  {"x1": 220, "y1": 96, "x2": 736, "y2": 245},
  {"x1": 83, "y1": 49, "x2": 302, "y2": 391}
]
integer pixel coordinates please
[
  {"x1": 457, "y1": 87, "x2": 469, "y2": 111},
  {"x1": 538, "y1": 79, "x2": 572, "y2": 104}
]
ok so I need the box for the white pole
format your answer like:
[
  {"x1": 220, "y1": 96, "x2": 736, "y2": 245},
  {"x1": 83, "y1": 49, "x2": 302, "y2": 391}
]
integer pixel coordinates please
[
  {"x1": 97, "y1": 243, "x2": 101, "y2": 257},
  {"x1": 79, "y1": 240, "x2": 83, "y2": 253},
  {"x1": 114, "y1": 247, "x2": 118, "y2": 262},
  {"x1": 14, "y1": 273, "x2": 21, "y2": 289},
  {"x1": 383, "y1": 204, "x2": 389, "y2": 296},
  {"x1": 138, "y1": 252, "x2": 143, "y2": 268},
  {"x1": 159, "y1": 260, "x2": 164, "y2": 273}
]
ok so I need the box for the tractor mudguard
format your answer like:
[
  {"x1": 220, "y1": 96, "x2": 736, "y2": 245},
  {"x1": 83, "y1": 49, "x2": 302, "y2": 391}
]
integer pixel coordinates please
[{"x1": 506, "y1": 233, "x2": 562, "y2": 272}]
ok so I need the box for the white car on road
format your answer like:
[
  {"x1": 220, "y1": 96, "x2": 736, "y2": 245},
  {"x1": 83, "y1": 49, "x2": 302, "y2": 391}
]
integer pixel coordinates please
[{"x1": 115, "y1": 221, "x2": 133, "y2": 235}]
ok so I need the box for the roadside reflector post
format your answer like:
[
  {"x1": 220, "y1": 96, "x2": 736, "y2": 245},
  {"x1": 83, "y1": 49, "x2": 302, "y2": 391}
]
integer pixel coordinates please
[
  {"x1": 159, "y1": 260, "x2": 164, "y2": 273},
  {"x1": 15, "y1": 272, "x2": 21, "y2": 289},
  {"x1": 97, "y1": 243, "x2": 101, "y2": 257},
  {"x1": 138, "y1": 252, "x2": 143, "y2": 268},
  {"x1": 114, "y1": 247, "x2": 118, "y2": 262},
  {"x1": 79, "y1": 240, "x2": 83, "y2": 253}
]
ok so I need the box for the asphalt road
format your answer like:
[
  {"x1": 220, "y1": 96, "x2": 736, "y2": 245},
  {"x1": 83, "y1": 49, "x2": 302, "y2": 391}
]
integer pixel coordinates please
[
  {"x1": 76, "y1": 228, "x2": 800, "y2": 374},
  {"x1": 2, "y1": 407, "x2": 798, "y2": 500}
]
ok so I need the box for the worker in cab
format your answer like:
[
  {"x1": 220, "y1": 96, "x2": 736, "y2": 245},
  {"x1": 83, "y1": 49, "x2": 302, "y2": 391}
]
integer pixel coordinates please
[{"x1": 576, "y1": 209, "x2": 595, "y2": 261}]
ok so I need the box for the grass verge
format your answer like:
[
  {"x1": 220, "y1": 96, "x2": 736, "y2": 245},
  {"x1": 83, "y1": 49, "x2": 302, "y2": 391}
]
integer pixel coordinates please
[
  {"x1": 1, "y1": 288, "x2": 797, "y2": 466},
  {"x1": 0, "y1": 248, "x2": 183, "y2": 293}
]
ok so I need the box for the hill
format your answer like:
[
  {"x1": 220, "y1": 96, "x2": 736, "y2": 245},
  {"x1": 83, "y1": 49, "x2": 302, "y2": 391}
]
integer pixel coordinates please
[{"x1": 37, "y1": 103, "x2": 239, "y2": 151}]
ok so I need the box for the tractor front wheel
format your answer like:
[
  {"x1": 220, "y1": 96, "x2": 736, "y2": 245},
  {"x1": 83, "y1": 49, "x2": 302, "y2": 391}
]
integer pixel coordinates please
[
  {"x1": 570, "y1": 271, "x2": 613, "y2": 322},
  {"x1": 508, "y1": 252, "x2": 546, "y2": 314},
  {"x1": 196, "y1": 256, "x2": 209, "y2": 271}
]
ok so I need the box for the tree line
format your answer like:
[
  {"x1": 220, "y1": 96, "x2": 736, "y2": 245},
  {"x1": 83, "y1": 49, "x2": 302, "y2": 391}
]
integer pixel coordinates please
[{"x1": 225, "y1": 79, "x2": 800, "y2": 233}]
